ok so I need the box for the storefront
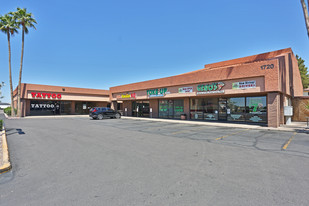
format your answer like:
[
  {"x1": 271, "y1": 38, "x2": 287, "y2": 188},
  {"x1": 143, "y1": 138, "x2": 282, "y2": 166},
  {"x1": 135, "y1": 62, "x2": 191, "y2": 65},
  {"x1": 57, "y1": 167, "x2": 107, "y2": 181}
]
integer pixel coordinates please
[
  {"x1": 13, "y1": 48, "x2": 303, "y2": 127},
  {"x1": 110, "y1": 48, "x2": 303, "y2": 127},
  {"x1": 159, "y1": 99, "x2": 184, "y2": 119},
  {"x1": 190, "y1": 96, "x2": 267, "y2": 123},
  {"x1": 14, "y1": 84, "x2": 110, "y2": 116}
]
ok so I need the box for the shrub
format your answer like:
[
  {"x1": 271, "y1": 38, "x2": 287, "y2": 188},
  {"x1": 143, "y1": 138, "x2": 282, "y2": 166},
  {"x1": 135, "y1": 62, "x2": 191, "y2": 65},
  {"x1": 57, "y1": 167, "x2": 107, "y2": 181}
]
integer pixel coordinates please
[
  {"x1": 4, "y1": 107, "x2": 17, "y2": 116},
  {"x1": 0, "y1": 120, "x2": 3, "y2": 131}
]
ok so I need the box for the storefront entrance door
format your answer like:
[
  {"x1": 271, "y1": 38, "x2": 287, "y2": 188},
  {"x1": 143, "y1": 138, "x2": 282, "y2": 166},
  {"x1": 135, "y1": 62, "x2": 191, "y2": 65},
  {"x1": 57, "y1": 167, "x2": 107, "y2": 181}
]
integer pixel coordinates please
[
  {"x1": 132, "y1": 101, "x2": 150, "y2": 117},
  {"x1": 218, "y1": 98, "x2": 227, "y2": 121}
]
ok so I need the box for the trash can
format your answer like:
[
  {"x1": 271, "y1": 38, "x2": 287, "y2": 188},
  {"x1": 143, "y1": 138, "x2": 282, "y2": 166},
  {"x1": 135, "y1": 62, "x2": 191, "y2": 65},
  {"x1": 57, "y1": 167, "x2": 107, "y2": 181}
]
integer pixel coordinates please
[{"x1": 181, "y1": 114, "x2": 187, "y2": 120}]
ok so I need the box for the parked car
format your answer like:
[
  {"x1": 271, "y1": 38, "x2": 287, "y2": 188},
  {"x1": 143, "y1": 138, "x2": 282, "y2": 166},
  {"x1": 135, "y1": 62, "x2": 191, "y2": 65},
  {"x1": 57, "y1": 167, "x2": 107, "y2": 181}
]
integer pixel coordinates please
[{"x1": 89, "y1": 107, "x2": 121, "y2": 120}]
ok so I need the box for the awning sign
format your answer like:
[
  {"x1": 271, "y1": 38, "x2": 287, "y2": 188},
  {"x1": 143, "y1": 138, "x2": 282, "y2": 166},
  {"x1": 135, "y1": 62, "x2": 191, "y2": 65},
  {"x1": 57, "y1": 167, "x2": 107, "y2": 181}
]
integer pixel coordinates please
[
  {"x1": 178, "y1": 87, "x2": 193, "y2": 93},
  {"x1": 147, "y1": 88, "x2": 168, "y2": 97},
  {"x1": 117, "y1": 93, "x2": 136, "y2": 99},
  {"x1": 197, "y1": 82, "x2": 225, "y2": 94},
  {"x1": 232, "y1": 80, "x2": 256, "y2": 89}
]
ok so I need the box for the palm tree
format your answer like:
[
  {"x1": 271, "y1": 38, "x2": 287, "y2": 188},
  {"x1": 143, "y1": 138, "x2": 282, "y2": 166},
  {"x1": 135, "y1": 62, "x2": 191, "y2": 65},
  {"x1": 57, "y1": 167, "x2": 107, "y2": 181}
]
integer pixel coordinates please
[
  {"x1": 11, "y1": 8, "x2": 37, "y2": 117},
  {"x1": 301, "y1": 0, "x2": 309, "y2": 38},
  {"x1": 0, "y1": 14, "x2": 18, "y2": 117}
]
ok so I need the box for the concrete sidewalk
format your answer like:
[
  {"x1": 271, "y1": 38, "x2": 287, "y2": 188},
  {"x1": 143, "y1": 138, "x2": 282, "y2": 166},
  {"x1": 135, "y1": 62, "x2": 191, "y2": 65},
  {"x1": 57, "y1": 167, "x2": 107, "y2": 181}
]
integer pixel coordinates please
[
  {"x1": 20, "y1": 114, "x2": 309, "y2": 132},
  {"x1": 0, "y1": 110, "x2": 11, "y2": 174},
  {"x1": 122, "y1": 116, "x2": 309, "y2": 132}
]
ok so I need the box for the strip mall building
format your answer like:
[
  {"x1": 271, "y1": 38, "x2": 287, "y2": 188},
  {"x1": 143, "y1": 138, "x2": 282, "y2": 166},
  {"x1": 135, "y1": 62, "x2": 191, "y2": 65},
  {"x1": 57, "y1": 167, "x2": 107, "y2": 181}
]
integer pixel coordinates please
[{"x1": 15, "y1": 48, "x2": 303, "y2": 127}]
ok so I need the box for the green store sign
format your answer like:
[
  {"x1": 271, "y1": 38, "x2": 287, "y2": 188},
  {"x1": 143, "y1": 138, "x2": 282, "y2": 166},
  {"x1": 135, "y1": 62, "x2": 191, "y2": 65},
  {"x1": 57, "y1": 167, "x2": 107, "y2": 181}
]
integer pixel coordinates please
[
  {"x1": 147, "y1": 88, "x2": 167, "y2": 97},
  {"x1": 197, "y1": 82, "x2": 225, "y2": 94}
]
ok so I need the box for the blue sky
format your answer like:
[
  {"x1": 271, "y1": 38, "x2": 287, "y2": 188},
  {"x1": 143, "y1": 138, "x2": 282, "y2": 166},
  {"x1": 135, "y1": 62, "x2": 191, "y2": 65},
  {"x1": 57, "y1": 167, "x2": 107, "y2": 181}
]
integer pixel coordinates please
[{"x1": 0, "y1": 0, "x2": 308, "y2": 103}]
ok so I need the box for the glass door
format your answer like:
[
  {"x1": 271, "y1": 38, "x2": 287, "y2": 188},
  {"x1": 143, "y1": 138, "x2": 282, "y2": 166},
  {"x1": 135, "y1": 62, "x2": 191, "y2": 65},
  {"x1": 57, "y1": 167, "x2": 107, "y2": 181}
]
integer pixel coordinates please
[
  {"x1": 168, "y1": 100, "x2": 174, "y2": 118},
  {"x1": 218, "y1": 98, "x2": 227, "y2": 121},
  {"x1": 132, "y1": 101, "x2": 150, "y2": 117}
]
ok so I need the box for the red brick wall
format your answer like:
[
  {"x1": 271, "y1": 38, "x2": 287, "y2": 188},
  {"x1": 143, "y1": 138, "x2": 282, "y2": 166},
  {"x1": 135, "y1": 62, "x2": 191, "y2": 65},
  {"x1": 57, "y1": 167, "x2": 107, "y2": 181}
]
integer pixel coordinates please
[
  {"x1": 123, "y1": 101, "x2": 132, "y2": 116},
  {"x1": 149, "y1": 99, "x2": 158, "y2": 118},
  {"x1": 267, "y1": 92, "x2": 280, "y2": 127}
]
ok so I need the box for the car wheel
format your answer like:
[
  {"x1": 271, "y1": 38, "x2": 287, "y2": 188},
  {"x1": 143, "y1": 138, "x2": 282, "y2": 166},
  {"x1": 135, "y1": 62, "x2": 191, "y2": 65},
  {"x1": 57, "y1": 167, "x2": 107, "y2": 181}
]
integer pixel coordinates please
[
  {"x1": 115, "y1": 113, "x2": 121, "y2": 119},
  {"x1": 98, "y1": 114, "x2": 104, "y2": 120}
]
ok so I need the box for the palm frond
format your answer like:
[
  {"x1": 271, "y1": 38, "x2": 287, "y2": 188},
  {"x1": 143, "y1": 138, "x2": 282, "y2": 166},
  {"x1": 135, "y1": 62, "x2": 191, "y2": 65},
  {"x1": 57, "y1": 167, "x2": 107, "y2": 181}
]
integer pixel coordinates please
[
  {"x1": 0, "y1": 14, "x2": 19, "y2": 35},
  {"x1": 12, "y1": 7, "x2": 37, "y2": 33}
]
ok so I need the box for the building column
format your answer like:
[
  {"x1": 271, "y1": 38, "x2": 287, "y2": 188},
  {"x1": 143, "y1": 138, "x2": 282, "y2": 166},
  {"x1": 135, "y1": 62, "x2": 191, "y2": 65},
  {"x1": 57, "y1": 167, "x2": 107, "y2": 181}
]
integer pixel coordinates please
[
  {"x1": 123, "y1": 101, "x2": 132, "y2": 116},
  {"x1": 71, "y1": 101, "x2": 75, "y2": 114},
  {"x1": 183, "y1": 98, "x2": 190, "y2": 119},
  {"x1": 26, "y1": 100, "x2": 30, "y2": 116},
  {"x1": 149, "y1": 99, "x2": 158, "y2": 118},
  {"x1": 267, "y1": 92, "x2": 280, "y2": 127}
]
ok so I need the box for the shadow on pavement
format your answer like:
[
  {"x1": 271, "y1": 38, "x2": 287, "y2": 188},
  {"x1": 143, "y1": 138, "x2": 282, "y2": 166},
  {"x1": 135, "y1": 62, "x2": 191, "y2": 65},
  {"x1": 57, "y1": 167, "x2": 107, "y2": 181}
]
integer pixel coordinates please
[{"x1": 5, "y1": 128, "x2": 25, "y2": 136}]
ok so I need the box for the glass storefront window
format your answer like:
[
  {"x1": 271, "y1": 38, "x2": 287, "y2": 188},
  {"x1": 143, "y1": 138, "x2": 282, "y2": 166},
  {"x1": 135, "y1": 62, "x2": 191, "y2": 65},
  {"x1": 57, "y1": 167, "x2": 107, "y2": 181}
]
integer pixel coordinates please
[
  {"x1": 30, "y1": 100, "x2": 60, "y2": 115},
  {"x1": 60, "y1": 101, "x2": 72, "y2": 115},
  {"x1": 75, "y1": 101, "x2": 96, "y2": 114},
  {"x1": 159, "y1": 99, "x2": 184, "y2": 119},
  {"x1": 190, "y1": 98, "x2": 203, "y2": 120},
  {"x1": 159, "y1": 100, "x2": 169, "y2": 118},
  {"x1": 246, "y1": 96, "x2": 267, "y2": 123},
  {"x1": 173, "y1": 100, "x2": 184, "y2": 119},
  {"x1": 227, "y1": 97, "x2": 246, "y2": 121},
  {"x1": 190, "y1": 96, "x2": 267, "y2": 124},
  {"x1": 190, "y1": 98, "x2": 218, "y2": 120}
]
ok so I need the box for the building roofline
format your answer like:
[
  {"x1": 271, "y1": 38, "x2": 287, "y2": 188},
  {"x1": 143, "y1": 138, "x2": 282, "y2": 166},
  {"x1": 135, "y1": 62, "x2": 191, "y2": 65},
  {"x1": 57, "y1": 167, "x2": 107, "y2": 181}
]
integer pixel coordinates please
[
  {"x1": 110, "y1": 48, "x2": 294, "y2": 93},
  {"x1": 14, "y1": 83, "x2": 110, "y2": 97}
]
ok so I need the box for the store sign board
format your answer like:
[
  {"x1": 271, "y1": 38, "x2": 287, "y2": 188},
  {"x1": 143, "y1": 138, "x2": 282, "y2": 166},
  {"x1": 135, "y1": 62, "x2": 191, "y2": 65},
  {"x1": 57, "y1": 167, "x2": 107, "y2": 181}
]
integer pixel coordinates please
[
  {"x1": 197, "y1": 82, "x2": 225, "y2": 94},
  {"x1": 178, "y1": 87, "x2": 193, "y2": 93},
  {"x1": 232, "y1": 80, "x2": 256, "y2": 89},
  {"x1": 31, "y1": 92, "x2": 61, "y2": 99},
  {"x1": 147, "y1": 88, "x2": 167, "y2": 97},
  {"x1": 117, "y1": 93, "x2": 136, "y2": 99},
  {"x1": 31, "y1": 103, "x2": 55, "y2": 109}
]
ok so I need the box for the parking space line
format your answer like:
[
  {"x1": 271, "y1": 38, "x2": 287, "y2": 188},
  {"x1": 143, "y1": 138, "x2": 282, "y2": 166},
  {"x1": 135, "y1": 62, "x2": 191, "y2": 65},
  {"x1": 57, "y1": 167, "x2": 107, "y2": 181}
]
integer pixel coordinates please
[
  {"x1": 282, "y1": 132, "x2": 297, "y2": 150},
  {"x1": 215, "y1": 128, "x2": 250, "y2": 140},
  {"x1": 172, "y1": 130, "x2": 187, "y2": 135}
]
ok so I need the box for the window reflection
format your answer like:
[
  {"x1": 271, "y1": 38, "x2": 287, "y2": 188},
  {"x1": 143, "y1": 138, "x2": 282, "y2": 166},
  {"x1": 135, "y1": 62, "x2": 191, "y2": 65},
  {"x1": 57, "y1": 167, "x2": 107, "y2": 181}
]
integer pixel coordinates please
[
  {"x1": 190, "y1": 98, "x2": 218, "y2": 120},
  {"x1": 227, "y1": 97, "x2": 246, "y2": 121},
  {"x1": 190, "y1": 96, "x2": 267, "y2": 124},
  {"x1": 246, "y1": 96, "x2": 267, "y2": 123}
]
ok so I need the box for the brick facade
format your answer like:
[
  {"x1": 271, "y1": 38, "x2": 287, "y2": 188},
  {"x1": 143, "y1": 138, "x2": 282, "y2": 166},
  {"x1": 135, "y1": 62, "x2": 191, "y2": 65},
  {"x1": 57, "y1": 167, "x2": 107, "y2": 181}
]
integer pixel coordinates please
[{"x1": 14, "y1": 48, "x2": 303, "y2": 127}]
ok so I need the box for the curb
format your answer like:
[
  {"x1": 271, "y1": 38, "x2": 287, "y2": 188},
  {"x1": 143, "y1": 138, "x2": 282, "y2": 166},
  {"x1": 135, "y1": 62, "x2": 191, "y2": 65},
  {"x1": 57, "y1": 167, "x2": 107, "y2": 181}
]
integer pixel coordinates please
[
  {"x1": 121, "y1": 116, "x2": 307, "y2": 132},
  {"x1": 0, "y1": 125, "x2": 12, "y2": 174}
]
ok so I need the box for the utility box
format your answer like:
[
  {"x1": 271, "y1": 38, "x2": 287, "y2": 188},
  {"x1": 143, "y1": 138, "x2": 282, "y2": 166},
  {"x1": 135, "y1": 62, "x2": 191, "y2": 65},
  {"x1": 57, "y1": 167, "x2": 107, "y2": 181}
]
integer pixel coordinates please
[
  {"x1": 284, "y1": 106, "x2": 293, "y2": 116},
  {"x1": 284, "y1": 106, "x2": 293, "y2": 125}
]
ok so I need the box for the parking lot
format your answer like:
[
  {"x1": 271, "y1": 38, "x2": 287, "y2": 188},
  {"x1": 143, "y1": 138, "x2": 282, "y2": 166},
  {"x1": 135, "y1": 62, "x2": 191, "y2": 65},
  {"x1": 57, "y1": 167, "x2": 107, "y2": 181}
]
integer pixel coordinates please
[
  {"x1": 0, "y1": 117, "x2": 309, "y2": 206},
  {"x1": 101, "y1": 119, "x2": 309, "y2": 155}
]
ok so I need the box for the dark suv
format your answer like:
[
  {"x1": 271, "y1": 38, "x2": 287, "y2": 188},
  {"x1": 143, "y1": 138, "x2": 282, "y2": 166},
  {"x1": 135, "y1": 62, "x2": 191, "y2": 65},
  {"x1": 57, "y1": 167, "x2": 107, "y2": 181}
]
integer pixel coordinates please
[{"x1": 89, "y1": 107, "x2": 121, "y2": 120}]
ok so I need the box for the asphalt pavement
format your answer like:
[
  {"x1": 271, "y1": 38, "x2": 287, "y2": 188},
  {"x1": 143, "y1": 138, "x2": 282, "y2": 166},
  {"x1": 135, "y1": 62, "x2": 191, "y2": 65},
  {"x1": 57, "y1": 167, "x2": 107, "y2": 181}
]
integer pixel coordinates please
[{"x1": 0, "y1": 116, "x2": 308, "y2": 206}]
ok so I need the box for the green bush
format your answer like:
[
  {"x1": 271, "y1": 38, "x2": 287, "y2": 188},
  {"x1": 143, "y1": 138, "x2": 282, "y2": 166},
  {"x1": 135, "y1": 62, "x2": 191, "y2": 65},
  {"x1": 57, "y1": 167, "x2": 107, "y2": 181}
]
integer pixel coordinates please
[
  {"x1": 4, "y1": 107, "x2": 17, "y2": 116},
  {"x1": 0, "y1": 120, "x2": 3, "y2": 131}
]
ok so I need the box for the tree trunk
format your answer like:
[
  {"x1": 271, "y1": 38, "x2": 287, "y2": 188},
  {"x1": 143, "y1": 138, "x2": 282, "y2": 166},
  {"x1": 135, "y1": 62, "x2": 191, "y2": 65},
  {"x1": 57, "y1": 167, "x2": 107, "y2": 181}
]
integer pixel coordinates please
[
  {"x1": 17, "y1": 26, "x2": 25, "y2": 117},
  {"x1": 301, "y1": 0, "x2": 309, "y2": 38},
  {"x1": 7, "y1": 31, "x2": 15, "y2": 117}
]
